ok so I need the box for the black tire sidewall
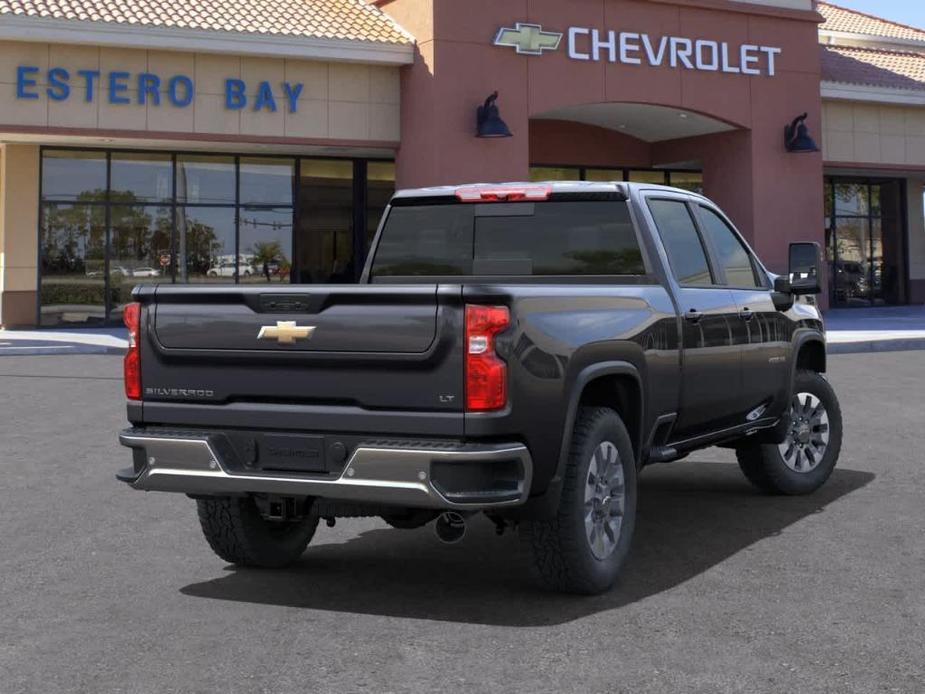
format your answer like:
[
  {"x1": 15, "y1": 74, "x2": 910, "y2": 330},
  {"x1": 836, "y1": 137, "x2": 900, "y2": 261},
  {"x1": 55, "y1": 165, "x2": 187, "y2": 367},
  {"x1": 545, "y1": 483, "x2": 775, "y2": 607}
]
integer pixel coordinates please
[
  {"x1": 562, "y1": 408, "x2": 638, "y2": 593},
  {"x1": 197, "y1": 496, "x2": 318, "y2": 568},
  {"x1": 241, "y1": 499, "x2": 318, "y2": 567}
]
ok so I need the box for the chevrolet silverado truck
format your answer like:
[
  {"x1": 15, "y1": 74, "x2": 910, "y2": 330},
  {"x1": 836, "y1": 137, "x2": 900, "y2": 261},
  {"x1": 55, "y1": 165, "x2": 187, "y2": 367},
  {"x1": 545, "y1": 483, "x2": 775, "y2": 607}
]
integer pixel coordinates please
[{"x1": 117, "y1": 181, "x2": 841, "y2": 595}]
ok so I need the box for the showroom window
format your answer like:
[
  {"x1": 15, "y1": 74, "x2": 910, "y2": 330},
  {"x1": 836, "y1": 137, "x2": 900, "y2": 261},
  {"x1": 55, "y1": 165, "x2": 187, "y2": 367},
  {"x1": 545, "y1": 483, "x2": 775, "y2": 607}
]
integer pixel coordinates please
[
  {"x1": 38, "y1": 149, "x2": 394, "y2": 326},
  {"x1": 531, "y1": 166, "x2": 703, "y2": 194},
  {"x1": 824, "y1": 177, "x2": 906, "y2": 307}
]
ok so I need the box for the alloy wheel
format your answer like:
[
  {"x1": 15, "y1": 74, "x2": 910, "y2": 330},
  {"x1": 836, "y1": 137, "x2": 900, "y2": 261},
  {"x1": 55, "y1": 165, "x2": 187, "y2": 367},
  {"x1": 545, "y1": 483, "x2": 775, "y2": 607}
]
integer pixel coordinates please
[
  {"x1": 778, "y1": 392, "x2": 830, "y2": 473},
  {"x1": 584, "y1": 441, "x2": 626, "y2": 560}
]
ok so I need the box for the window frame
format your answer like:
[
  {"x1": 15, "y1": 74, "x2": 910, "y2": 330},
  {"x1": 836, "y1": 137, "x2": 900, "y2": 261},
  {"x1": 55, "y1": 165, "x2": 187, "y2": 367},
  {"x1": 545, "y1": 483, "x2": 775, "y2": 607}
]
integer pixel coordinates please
[
  {"x1": 643, "y1": 194, "x2": 720, "y2": 289},
  {"x1": 692, "y1": 203, "x2": 769, "y2": 290}
]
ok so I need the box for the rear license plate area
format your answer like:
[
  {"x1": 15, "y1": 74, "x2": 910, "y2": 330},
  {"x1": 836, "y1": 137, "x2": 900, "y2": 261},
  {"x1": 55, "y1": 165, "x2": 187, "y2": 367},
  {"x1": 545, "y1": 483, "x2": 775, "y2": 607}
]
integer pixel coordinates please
[
  {"x1": 257, "y1": 433, "x2": 327, "y2": 472},
  {"x1": 218, "y1": 432, "x2": 333, "y2": 474}
]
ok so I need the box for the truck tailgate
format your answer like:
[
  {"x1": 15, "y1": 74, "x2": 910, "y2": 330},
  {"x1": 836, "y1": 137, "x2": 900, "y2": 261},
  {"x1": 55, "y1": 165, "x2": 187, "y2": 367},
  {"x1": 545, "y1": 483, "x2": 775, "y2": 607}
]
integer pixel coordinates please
[
  {"x1": 154, "y1": 286, "x2": 437, "y2": 353},
  {"x1": 136, "y1": 285, "x2": 465, "y2": 431}
]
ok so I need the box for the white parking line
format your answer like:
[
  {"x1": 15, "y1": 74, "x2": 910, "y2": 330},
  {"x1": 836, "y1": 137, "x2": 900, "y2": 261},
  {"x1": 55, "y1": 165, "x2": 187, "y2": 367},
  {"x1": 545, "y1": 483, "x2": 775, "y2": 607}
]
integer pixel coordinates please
[{"x1": 0, "y1": 345, "x2": 75, "y2": 351}]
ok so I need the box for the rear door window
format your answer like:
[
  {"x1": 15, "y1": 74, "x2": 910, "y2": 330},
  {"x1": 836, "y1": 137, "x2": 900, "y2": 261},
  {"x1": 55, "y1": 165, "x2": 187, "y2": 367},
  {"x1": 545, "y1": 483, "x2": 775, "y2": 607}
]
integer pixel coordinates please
[
  {"x1": 647, "y1": 199, "x2": 714, "y2": 286},
  {"x1": 371, "y1": 200, "x2": 645, "y2": 277}
]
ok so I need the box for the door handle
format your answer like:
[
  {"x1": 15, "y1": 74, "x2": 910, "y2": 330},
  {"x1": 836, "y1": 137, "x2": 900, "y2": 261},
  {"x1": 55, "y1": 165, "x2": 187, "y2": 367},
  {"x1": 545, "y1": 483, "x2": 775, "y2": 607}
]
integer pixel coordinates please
[
  {"x1": 684, "y1": 309, "x2": 703, "y2": 323},
  {"x1": 739, "y1": 307, "x2": 754, "y2": 321}
]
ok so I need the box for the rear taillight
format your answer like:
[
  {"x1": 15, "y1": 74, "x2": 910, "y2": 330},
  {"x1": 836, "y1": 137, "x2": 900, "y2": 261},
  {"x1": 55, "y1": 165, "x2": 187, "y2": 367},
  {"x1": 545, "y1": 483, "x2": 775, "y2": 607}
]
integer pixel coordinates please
[
  {"x1": 123, "y1": 302, "x2": 141, "y2": 400},
  {"x1": 465, "y1": 304, "x2": 510, "y2": 411}
]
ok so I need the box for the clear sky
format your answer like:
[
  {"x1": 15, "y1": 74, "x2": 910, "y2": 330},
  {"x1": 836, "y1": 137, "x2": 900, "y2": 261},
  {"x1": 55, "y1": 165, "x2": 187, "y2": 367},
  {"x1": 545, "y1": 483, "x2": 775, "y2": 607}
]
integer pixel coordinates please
[{"x1": 828, "y1": 1, "x2": 925, "y2": 30}]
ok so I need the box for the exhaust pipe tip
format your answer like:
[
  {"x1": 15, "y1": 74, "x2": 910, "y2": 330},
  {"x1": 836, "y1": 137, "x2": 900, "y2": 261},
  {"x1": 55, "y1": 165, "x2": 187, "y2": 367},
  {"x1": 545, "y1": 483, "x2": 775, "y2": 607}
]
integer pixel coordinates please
[{"x1": 434, "y1": 511, "x2": 467, "y2": 544}]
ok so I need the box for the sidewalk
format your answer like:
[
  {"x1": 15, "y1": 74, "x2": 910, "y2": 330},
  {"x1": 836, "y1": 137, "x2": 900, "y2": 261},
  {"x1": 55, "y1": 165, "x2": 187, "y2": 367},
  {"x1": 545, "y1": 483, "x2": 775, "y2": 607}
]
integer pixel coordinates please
[
  {"x1": 2, "y1": 307, "x2": 924, "y2": 356},
  {"x1": 0, "y1": 327, "x2": 127, "y2": 355},
  {"x1": 824, "y1": 306, "x2": 925, "y2": 354}
]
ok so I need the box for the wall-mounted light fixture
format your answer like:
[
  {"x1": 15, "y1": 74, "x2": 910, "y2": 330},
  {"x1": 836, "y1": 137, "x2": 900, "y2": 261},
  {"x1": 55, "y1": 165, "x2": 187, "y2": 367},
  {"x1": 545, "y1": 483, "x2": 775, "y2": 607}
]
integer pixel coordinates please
[
  {"x1": 476, "y1": 91, "x2": 512, "y2": 138},
  {"x1": 784, "y1": 113, "x2": 820, "y2": 153}
]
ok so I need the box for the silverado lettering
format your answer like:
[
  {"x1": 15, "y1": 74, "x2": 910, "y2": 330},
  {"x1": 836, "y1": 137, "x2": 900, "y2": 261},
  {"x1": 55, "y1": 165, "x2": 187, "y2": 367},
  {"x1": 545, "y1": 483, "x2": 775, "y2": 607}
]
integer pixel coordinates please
[{"x1": 144, "y1": 387, "x2": 215, "y2": 398}]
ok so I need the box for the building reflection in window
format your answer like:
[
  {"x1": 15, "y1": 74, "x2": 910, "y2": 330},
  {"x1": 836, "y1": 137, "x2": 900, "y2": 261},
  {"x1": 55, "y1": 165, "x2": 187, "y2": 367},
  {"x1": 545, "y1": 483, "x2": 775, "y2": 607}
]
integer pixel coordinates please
[
  {"x1": 826, "y1": 178, "x2": 905, "y2": 307},
  {"x1": 176, "y1": 206, "x2": 236, "y2": 283},
  {"x1": 38, "y1": 149, "x2": 393, "y2": 325},
  {"x1": 240, "y1": 207, "x2": 293, "y2": 283},
  {"x1": 39, "y1": 202, "x2": 107, "y2": 326}
]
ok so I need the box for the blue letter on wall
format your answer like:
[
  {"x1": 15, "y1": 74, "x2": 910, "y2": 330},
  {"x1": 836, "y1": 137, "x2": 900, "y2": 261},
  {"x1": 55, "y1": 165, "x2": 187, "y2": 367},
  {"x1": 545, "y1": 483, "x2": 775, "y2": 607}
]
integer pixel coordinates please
[
  {"x1": 225, "y1": 79, "x2": 246, "y2": 110},
  {"x1": 109, "y1": 71, "x2": 131, "y2": 104},
  {"x1": 46, "y1": 67, "x2": 70, "y2": 101},
  {"x1": 138, "y1": 73, "x2": 160, "y2": 106},
  {"x1": 282, "y1": 82, "x2": 303, "y2": 113},
  {"x1": 167, "y1": 75, "x2": 194, "y2": 107},
  {"x1": 77, "y1": 70, "x2": 100, "y2": 102},
  {"x1": 16, "y1": 66, "x2": 39, "y2": 99},
  {"x1": 253, "y1": 81, "x2": 277, "y2": 112}
]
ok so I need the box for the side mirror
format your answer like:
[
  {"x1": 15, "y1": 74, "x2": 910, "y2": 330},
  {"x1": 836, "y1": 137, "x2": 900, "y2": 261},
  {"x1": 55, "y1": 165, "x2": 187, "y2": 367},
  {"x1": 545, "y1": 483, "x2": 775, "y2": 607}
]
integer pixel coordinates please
[{"x1": 788, "y1": 242, "x2": 822, "y2": 295}]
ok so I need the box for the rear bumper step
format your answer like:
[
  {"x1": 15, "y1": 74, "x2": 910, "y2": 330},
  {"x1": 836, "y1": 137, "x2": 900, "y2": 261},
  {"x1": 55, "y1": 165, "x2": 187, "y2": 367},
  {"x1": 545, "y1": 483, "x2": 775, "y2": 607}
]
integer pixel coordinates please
[{"x1": 118, "y1": 429, "x2": 532, "y2": 510}]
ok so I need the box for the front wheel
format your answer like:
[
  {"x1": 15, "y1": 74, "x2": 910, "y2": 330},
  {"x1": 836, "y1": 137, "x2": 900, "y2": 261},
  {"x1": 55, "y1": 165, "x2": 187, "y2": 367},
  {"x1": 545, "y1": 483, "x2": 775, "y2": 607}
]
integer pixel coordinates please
[
  {"x1": 736, "y1": 369, "x2": 842, "y2": 495},
  {"x1": 520, "y1": 407, "x2": 637, "y2": 595},
  {"x1": 196, "y1": 496, "x2": 319, "y2": 568}
]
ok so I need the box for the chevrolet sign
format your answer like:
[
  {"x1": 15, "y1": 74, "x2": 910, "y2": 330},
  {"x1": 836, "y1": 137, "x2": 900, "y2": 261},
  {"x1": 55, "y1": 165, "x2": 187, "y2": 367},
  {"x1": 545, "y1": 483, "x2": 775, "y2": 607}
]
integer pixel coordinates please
[
  {"x1": 494, "y1": 23, "x2": 782, "y2": 76},
  {"x1": 493, "y1": 23, "x2": 563, "y2": 55}
]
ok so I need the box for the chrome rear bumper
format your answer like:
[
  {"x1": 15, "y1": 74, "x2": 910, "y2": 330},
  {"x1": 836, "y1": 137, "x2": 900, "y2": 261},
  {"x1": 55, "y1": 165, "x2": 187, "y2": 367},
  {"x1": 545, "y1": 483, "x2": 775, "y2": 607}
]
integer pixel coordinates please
[{"x1": 118, "y1": 430, "x2": 532, "y2": 510}]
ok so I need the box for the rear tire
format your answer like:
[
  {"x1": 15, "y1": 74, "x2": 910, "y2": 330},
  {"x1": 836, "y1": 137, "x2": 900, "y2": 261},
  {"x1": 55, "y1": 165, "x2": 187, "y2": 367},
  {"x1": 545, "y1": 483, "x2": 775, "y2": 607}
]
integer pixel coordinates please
[
  {"x1": 736, "y1": 369, "x2": 842, "y2": 495},
  {"x1": 196, "y1": 496, "x2": 319, "y2": 568},
  {"x1": 520, "y1": 407, "x2": 637, "y2": 595}
]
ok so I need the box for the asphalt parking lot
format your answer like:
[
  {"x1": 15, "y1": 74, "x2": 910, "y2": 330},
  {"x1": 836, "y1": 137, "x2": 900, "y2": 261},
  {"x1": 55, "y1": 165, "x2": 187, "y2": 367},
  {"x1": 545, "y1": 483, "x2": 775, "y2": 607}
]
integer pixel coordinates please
[{"x1": 0, "y1": 352, "x2": 922, "y2": 693}]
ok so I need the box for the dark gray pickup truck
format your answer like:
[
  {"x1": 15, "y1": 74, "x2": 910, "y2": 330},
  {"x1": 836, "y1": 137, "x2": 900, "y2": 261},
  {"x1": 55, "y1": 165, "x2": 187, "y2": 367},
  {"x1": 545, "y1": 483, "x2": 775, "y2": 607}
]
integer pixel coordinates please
[{"x1": 117, "y1": 181, "x2": 841, "y2": 594}]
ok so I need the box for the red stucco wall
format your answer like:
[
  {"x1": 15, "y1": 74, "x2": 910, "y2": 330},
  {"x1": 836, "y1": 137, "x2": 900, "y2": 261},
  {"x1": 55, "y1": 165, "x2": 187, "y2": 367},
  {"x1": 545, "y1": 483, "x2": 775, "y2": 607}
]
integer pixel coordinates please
[{"x1": 382, "y1": 0, "x2": 825, "y2": 275}]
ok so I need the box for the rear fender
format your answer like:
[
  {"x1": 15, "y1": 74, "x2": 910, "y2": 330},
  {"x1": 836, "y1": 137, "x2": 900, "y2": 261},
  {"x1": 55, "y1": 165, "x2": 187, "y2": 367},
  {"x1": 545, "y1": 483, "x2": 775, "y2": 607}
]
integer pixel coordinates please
[{"x1": 512, "y1": 358, "x2": 643, "y2": 520}]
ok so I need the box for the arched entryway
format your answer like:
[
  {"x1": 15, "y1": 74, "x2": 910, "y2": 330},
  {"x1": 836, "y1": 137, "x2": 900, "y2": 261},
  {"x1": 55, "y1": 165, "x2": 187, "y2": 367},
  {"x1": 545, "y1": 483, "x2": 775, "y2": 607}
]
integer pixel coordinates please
[{"x1": 527, "y1": 103, "x2": 769, "y2": 253}]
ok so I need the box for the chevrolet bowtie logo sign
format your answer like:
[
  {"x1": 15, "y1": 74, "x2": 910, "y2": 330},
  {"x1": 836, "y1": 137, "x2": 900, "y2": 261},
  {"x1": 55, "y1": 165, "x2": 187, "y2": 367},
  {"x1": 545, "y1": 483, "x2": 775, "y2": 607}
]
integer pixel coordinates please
[
  {"x1": 257, "y1": 321, "x2": 316, "y2": 345},
  {"x1": 493, "y1": 23, "x2": 562, "y2": 56}
]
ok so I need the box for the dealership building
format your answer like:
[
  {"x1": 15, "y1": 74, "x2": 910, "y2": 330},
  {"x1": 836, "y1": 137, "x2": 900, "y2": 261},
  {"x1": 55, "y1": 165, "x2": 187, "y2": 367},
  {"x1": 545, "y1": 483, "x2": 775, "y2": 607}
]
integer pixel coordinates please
[{"x1": 0, "y1": 0, "x2": 923, "y2": 327}]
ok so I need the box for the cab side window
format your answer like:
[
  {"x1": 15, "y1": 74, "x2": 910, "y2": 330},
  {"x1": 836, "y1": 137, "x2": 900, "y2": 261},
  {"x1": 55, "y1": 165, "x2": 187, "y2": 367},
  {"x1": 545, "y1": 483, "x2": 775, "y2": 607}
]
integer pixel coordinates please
[
  {"x1": 698, "y1": 206, "x2": 763, "y2": 288},
  {"x1": 647, "y1": 199, "x2": 713, "y2": 286}
]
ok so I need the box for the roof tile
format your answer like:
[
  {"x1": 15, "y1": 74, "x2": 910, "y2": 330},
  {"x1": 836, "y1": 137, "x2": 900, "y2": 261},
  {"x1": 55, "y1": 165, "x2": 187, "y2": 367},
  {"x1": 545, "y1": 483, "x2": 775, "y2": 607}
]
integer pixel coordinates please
[
  {"x1": 821, "y1": 44, "x2": 925, "y2": 91},
  {"x1": 0, "y1": 0, "x2": 413, "y2": 44},
  {"x1": 818, "y1": 2, "x2": 925, "y2": 44}
]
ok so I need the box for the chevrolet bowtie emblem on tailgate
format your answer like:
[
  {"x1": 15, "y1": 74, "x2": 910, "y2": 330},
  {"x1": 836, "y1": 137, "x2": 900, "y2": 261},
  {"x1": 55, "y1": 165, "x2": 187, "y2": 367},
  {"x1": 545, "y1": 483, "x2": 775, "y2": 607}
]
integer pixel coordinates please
[
  {"x1": 257, "y1": 321, "x2": 316, "y2": 345},
  {"x1": 494, "y1": 23, "x2": 562, "y2": 55}
]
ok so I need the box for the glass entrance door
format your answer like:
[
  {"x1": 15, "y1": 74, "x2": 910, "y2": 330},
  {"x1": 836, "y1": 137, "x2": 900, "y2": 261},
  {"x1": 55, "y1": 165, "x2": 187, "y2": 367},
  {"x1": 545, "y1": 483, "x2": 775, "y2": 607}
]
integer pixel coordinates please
[{"x1": 825, "y1": 178, "x2": 906, "y2": 307}]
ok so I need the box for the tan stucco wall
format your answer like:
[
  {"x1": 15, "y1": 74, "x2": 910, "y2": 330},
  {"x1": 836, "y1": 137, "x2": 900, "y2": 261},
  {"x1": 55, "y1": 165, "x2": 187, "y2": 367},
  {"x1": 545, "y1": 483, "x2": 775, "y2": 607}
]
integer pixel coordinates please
[
  {"x1": 822, "y1": 100, "x2": 925, "y2": 166},
  {"x1": 0, "y1": 144, "x2": 40, "y2": 327},
  {"x1": 0, "y1": 41, "x2": 400, "y2": 142}
]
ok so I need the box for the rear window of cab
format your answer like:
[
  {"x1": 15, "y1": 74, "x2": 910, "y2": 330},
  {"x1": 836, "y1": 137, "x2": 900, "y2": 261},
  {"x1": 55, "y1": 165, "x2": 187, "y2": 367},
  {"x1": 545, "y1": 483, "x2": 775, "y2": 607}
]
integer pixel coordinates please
[{"x1": 370, "y1": 200, "x2": 646, "y2": 278}]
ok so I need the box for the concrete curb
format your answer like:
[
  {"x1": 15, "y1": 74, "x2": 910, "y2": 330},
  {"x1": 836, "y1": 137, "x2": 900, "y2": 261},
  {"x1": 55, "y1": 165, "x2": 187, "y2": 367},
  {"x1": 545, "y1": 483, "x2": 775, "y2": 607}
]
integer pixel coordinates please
[{"x1": 827, "y1": 338, "x2": 925, "y2": 354}]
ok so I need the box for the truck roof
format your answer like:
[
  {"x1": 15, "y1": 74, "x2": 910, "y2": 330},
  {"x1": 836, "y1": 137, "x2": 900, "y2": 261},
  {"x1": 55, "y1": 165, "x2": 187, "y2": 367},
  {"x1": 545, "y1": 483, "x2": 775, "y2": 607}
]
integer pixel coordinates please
[{"x1": 391, "y1": 180, "x2": 708, "y2": 201}]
